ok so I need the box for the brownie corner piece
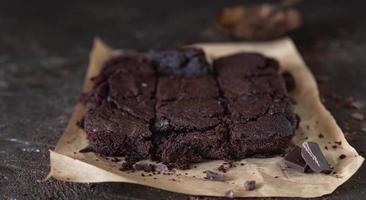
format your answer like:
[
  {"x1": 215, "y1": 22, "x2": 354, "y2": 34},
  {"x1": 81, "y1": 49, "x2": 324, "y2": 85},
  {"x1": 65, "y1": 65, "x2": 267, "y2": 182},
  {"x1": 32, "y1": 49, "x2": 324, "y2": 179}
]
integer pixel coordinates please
[
  {"x1": 151, "y1": 47, "x2": 210, "y2": 77},
  {"x1": 83, "y1": 101, "x2": 153, "y2": 159}
]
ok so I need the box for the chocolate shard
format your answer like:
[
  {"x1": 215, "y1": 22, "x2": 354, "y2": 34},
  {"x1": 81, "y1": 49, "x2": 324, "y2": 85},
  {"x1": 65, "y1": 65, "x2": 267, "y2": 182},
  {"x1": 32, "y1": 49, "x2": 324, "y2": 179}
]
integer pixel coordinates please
[
  {"x1": 203, "y1": 170, "x2": 225, "y2": 181},
  {"x1": 244, "y1": 180, "x2": 256, "y2": 191},
  {"x1": 301, "y1": 142, "x2": 332, "y2": 174},
  {"x1": 79, "y1": 145, "x2": 94, "y2": 153},
  {"x1": 283, "y1": 146, "x2": 308, "y2": 173}
]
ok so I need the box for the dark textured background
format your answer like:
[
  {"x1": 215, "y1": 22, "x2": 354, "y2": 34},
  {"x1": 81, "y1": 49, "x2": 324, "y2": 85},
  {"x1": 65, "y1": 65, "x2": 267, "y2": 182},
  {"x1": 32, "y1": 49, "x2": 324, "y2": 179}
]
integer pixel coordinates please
[{"x1": 0, "y1": 0, "x2": 365, "y2": 199}]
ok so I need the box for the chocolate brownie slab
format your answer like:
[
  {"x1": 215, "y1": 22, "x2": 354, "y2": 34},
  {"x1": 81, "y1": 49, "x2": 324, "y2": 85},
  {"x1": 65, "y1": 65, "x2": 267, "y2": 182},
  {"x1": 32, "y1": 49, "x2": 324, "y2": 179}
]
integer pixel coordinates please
[
  {"x1": 157, "y1": 75, "x2": 219, "y2": 101},
  {"x1": 155, "y1": 99, "x2": 225, "y2": 132},
  {"x1": 80, "y1": 48, "x2": 297, "y2": 169},
  {"x1": 151, "y1": 47, "x2": 210, "y2": 77},
  {"x1": 84, "y1": 101, "x2": 152, "y2": 159}
]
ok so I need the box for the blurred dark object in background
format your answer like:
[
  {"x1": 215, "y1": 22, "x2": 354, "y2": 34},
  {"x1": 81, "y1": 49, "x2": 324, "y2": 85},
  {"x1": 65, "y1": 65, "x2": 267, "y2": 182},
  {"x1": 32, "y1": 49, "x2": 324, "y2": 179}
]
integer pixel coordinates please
[{"x1": 216, "y1": 0, "x2": 302, "y2": 40}]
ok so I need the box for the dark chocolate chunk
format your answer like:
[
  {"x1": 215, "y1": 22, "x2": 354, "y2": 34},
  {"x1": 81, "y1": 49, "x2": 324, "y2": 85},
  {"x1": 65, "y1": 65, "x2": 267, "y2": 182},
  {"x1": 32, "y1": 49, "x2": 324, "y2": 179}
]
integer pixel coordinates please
[
  {"x1": 203, "y1": 170, "x2": 225, "y2": 181},
  {"x1": 244, "y1": 180, "x2": 256, "y2": 191},
  {"x1": 301, "y1": 142, "x2": 332, "y2": 174},
  {"x1": 283, "y1": 146, "x2": 308, "y2": 173}
]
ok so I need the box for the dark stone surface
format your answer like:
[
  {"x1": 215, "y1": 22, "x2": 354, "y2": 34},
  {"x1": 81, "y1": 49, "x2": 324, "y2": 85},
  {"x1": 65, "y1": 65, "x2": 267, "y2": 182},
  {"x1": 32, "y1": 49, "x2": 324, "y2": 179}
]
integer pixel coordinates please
[{"x1": 0, "y1": 0, "x2": 365, "y2": 199}]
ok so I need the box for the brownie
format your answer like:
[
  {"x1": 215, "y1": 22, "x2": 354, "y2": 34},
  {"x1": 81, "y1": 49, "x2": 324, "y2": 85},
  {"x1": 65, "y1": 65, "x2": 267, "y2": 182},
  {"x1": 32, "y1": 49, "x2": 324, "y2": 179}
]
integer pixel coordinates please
[
  {"x1": 84, "y1": 101, "x2": 152, "y2": 159},
  {"x1": 218, "y1": 75, "x2": 287, "y2": 99},
  {"x1": 155, "y1": 99, "x2": 225, "y2": 132},
  {"x1": 80, "y1": 48, "x2": 297, "y2": 169},
  {"x1": 151, "y1": 47, "x2": 210, "y2": 77},
  {"x1": 157, "y1": 75, "x2": 219, "y2": 101},
  {"x1": 157, "y1": 125, "x2": 231, "y2": 169},
  {"x1": 214, "y1": 53, "x2": 279, "y2": 79},
  {"x1": 230, "y1": 114, "x2": 294, "y2": 158}
]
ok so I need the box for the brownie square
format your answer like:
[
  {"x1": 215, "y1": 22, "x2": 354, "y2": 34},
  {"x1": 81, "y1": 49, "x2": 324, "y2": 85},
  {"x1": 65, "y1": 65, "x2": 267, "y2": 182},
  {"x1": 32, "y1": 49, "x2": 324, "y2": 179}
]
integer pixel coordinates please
[
  {"x1": 155, "y1": 99, "x2": 225, "y2": 132},
  {"x1": 84, "y1": 101, "x2": 152, "y2": 159},
  {"x1": 214, "y1": 53, "x2": 279, "y2": 79},
  {"x1": 158, "y1": 125, "x2": 230, "y2": 169},
  {"x1": 228, "y1": 94, "x2": 273, "y2": 122},
  {"x1": 108, "y1": 72, "x2": 156, "y2": 99},
  {"x1": 230, "y1": 114, "x2": 294, "y2": 158},
  {"x1": 157, "y1": 75, "x2": 219, "y2": 101},
  {"x1": 218, "y1": 75, "x2": 287, "y2": 99}
]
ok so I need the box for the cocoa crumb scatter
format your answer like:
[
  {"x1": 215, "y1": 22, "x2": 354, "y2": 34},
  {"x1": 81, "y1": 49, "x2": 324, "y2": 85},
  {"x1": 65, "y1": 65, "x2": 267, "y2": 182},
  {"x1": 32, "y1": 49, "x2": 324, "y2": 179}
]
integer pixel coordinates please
[
  {"x1": 324, "y1": 146, "x2": 328, "y2": 150},
  {"x1": 332, "y1": 145, "x2": 338, "y2": 149},
  {"x1": 334, "y1": 141, "x2": 342, "y2": 145},
  {"x1": 318, "y1": 134, "x2": 324, "y2": 138}
]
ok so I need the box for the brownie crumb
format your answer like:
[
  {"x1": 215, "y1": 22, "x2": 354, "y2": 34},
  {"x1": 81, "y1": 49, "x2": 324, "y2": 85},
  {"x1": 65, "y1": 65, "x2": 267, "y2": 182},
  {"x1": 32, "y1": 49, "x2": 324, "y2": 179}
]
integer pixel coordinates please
[
  {"x1": 274, "y1": 176, "x2": 279, "y2": 178},
  {"x1": 217, "y1": 162, "x2": 234, "y2": 173},
  {"x1": 334, "y1": 141, "x2": 342, "y2": 145},
  {"x1": 225, "y1": 190, "x2": 235, "y2": 198},
  {"x1": 332, "y1": 145, "x2": 338, "y2": 149},
  {"x1": 203, "y1": 170, "x2": 225, "y2": 181},
  {"x1": 339, "y1": 154, "x2": 347, "y2": 159},
  {"x1": 324, "y1": 146, "x2": 328, "y2": 150},
  {"x1": 244, "y1": 180, "x2": 256, "y2": 191},
  {"x1": 240, "y1": 163, "x2": 245, "y2": 166},
  {"x1": 79, "y1": 145, "x2": 94, "y2": 153},
  {"x1": 318, "y1": 134, "x2": 324, "y2": 138}
]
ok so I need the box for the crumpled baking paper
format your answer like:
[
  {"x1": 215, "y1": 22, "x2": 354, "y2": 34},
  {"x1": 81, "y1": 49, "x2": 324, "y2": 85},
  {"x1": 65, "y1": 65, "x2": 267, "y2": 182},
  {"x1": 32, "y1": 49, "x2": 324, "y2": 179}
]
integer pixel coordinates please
[{"x1": 48, "y1": 38, "x2": 364, "y2": 198}]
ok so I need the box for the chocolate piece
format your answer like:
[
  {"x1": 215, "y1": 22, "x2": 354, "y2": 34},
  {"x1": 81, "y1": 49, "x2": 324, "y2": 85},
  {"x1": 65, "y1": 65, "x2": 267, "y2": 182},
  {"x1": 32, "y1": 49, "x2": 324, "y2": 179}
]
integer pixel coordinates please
[
  {"x1": 151, "y1": 47, "x2": 210, "y2": 77},
  {"x1": 301, "y1": 142, "x2": 332, "y2": 174},
  {"x1": 203, "y1": 170, "x2": 225, "y2": 181},
  {"x1": 283, "y1": 147, "x2": 308, "y2": 173},
  {"x1": 244, "y1": 180, "x2": 256, "y2": 191}
]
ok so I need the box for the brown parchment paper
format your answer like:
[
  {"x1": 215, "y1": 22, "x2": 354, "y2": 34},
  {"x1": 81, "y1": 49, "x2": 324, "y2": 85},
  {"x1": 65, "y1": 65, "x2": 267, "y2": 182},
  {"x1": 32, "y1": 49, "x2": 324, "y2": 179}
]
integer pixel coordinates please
[{"x1": 48, "y1": 38, "x2": 364, "y2": 198}]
